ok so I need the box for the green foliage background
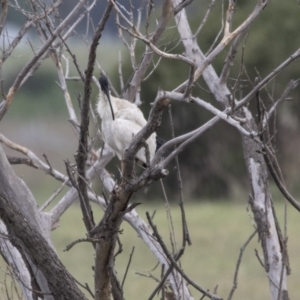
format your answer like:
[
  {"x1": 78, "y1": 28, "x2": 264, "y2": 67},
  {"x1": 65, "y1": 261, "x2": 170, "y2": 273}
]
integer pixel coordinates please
[
  {"x1": 2, "y1": 0, "x2": 300, "y2": 201},
  {"x1": 2, "y1": 202, "x2": 299, "y2": 300},
  {"x1": 111, "y1": 0, "x2": 300, "y2": 199}
]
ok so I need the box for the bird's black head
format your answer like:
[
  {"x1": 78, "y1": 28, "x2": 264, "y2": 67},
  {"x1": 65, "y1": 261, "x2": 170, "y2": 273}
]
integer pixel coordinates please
[
  {"x1": 99, "y1": 73, "x2": 115, "y2": 120},
  {"x1": 99, "y1": 73, "x2": 109, "y2": 93}
]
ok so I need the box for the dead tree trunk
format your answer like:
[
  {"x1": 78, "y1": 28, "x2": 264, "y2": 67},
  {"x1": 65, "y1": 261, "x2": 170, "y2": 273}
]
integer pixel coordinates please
[
  {"x1": 241, "y1": 112, "x2": 289, "y2": 300},
  {"x1": 172, "y1": 1, "x2": 289, "y2": 299},
  {"x1": 0, "y1": 144, "x2": 87, "y2": 300}
]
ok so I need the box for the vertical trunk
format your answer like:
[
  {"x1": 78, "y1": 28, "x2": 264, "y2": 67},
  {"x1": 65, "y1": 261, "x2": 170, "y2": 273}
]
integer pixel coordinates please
[
  {"x1": 93, "y1": 186, "x2": 130, "y2": 300},
  {"x1": 0, "y1": 144, "x2": 87, "y2": 300},
  {"x1": 0, "y1": 144, "x2": 54, "y2": 299},
  {"x1": 0, "y1": 221, "x2": 33, "y2": 300},
  {"x1": 172, "y1": 1, "x2": 290, "y2": 298},
  {"x1": 241, "y1": 108, "x2": 289, "y2": 300}
]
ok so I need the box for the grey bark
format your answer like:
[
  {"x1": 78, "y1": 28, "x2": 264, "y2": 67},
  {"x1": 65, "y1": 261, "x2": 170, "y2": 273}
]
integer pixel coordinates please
[
  {"x1": 241, "y1": 109, "x2": 289, "y2": 299},
  {"x1": 0, "y1": 220, "x2": 33, "y2": 300},
  {"x1": 172, "y1": 0, "x2": 289, "y2": 298},
  {"x1": 0, "y1": 144, "x2": 87, "y2": 300}
]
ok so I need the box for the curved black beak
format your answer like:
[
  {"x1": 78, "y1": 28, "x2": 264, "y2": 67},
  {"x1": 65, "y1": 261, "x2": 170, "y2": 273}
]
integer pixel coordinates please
[{"x1": 99, "y1": 74, "x2": 115, "y2": 120}]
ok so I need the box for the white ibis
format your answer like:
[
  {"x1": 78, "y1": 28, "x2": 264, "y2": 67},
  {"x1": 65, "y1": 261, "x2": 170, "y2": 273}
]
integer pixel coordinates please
[{"x1": 97, "y1": 74, "x2": 157, "y2": 167}]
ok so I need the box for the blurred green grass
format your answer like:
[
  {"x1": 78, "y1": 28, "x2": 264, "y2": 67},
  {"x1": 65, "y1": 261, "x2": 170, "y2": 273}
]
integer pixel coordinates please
[
  {"x1": 1, "y1": 201, "x2": 300, "y2": 299},
  {"x1": 0, "y1": 201, "x2": 293, "y2": 300}
]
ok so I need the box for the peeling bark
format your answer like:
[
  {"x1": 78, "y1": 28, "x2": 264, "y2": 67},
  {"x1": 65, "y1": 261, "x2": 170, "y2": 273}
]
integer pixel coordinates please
[{"x1": 242, "y1": 109, "x2": 289, "y2": 300}]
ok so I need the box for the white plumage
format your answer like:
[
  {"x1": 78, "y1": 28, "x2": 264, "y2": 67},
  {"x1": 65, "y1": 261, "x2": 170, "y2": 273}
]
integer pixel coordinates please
[{"x1": 97, "y1": 74, "x2": 156, "y2": 166}]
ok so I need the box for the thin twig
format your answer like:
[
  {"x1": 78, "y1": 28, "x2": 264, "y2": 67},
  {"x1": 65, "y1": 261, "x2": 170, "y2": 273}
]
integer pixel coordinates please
[
  {"x1": 64, "y1": 237, "x2": 100, "y2": 251},
  {"x1": 115, "y1": 21, "x2": 196, "y2": 67},
  {"x1": 205, "y1": 0, "x2": 224, "y2": 55},
  {"x1": 160, "y1": 264, "x2": 165, "y2": 300},
  {"x1": 60, "y1": 36, "x2": 85, "y2": 82},
  {"x1": 148, "y1": 248, "x2": 184, "y2": 300},
  {"x1": 220, "y1": 30, "x2": 248, "y2": 85},
  {"x1": 0, "y1": 0, "x2": 8, "y2": 37},
  {"x1": 73, "y1": 278, "x2": 95, "y2": 299},
  {"x1": 121, "y1": 246, "x2": 135, "y2": 288},
  {"x1": 118, "y1": 51, "x2": 124, "y2": 90},
  {"x1": 76, "y1": 3, "x2": 113, "y2": 233},
  {"x1": 254, "y1": 249, "x2": 265, "y2": 268},
  {"x1": 40, "y1": 179, "x2": 69, "y2": 211},
  {"x1": 227, "y1": 230, "x2": 257, "y2": 300},
  {"x1": 121, "y1": 0, "x2": 175, "y2": 101},
  {"x1": 160, "y1": 179, "x2": 177, "y2": 254},
  {"x1": 193, "y1": 0, "x2": 216, "y2": 37},
  {"x1": 114, "y1": 236, "x2": 123, "y2": 258},
  {"x1": 264, "y1": 80, "x2": 299, "y2": 127},
  {"x1": 146, "y1": 212, "x2": 222, "y2": 300},
  {"x1": 168, "y1": 105, "x2": 191, "y2": 247},
  {"x1": 0, "y1": 134, "x2": 68, "y2": 183},
  {"x1": 0, "y1": 0, "x2": 89, "y2": 121},
  {"x1": 183, "y1": 64, "x2": 195, "y2": 99},
  {"x1": 256, "y1": 87, "x2": 300, "y2": 212}
]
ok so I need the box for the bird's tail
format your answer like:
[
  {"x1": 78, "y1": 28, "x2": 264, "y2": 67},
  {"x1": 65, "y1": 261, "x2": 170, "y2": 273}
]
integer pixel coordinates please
[
  {"x1": 156, "y1": 136, "x2": 165, "y2": 151},
  {"x1": 156, "y1": 136, "x2": 168, "y2": 161}
]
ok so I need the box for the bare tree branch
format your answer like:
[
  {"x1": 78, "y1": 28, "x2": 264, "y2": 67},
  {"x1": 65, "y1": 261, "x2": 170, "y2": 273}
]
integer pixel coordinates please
[
  {"x1": 174, "y1": 0, "x2": 194, "y2": 15},
  {"x1": 227, "y1": 230, "x2": 257, "y2": 300},
  {"x1": 0, "y1": 0, "x2": 62, "y2": 67},
  {"x1": 256, "y1": 85, "x2": 300, "y2": 212},
  {"x1": 0, "y1": 134, "x2": 68, "y2": 183},
  {"x1": 264, "y1": 79, "x2": 299, "y2": 126},
  {"x1": 172, "y1": 2, "x2": 290, "y2": 299},
  {"x1": 224, "y1": 0, "x2": 237, "y2": 36},
  {"x1": 173, "y1": 0, "x2": 270, "y2": 100},
  {"x1": 0, "y1": 0, "x2": 89, "y2": 121},
  {"x1": 1, "y1": 2, "x2": 299, "y2": 300},
  {"x1": 238, "y1": 48, "x2": 300, "y2": 109},
  {"x1": 220, "y1": 30, "x2": 248, "y2": 85},
  {"x1": 193, "y1": 0, "x2": 216, "y2": 37},
  {"x1": 146, "y1": 212, "x2": 222, "y2": 300},
  {"x1": 76, "y1": 2, "x2": 113, "y2": 234},
  {"x1": 122, "y1": 0, "x2": 174, "y2": 101},
  {"x1": 0, "y1": 186, "x2": 87, "y2": 300},
  {"x1": 168, "y1": 106, "x2": 191, "y2": 248},
  {"x1": 0, "y1": 0, "x2": 8, "y2": 37}
]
